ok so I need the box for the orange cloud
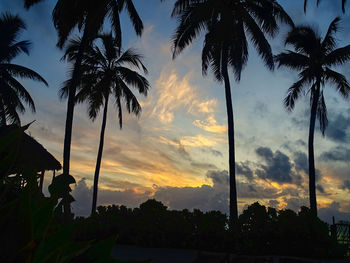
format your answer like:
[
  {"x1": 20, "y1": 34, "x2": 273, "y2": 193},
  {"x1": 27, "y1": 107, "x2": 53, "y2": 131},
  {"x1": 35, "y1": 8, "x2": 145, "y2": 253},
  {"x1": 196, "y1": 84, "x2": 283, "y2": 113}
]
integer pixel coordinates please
[{"x1": 193, "y1": 116, "x2": 227, "y2": 134}]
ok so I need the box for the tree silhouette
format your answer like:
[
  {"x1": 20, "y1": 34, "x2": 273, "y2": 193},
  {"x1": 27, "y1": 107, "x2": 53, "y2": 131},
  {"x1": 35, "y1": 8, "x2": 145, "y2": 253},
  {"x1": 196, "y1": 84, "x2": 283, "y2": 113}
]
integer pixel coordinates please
[
  {"x1": 0, "y1": 12, "x2": 48, "y2": 126},
  {"x1": 275, "y1": 17, "x2": 350, "y2": 215},
  {"x1": 62, "y1": 33, "x2": 149, "y2": 215},
  {"x1": 25, "y1": 0, "x2": 144, "y2": 216},
  {"x1": 171, "y1": 0, "x2": 293, "y2": 227},
  {"x1": 304, "y1": 0, "x2": 347, "y2": 13}
]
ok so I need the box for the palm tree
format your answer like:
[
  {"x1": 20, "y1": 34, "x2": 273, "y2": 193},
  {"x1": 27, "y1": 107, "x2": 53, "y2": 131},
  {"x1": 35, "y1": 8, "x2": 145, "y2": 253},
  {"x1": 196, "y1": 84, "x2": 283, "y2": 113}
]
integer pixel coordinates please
[
  {"x1": 62, "y1": 33, "x2": 149, "y2": 215},
  {"x1": 171, "y1": 0, "x2": 293, "y2": 227},
  {"x1": 25, "y1": 0, "x2": 143, "y2": 215},
  {"x1": 0, "y1": 13, "x2": 48, "y2": 126},
  {"x1": 304, "y1": 0, "x2": 347, "y2": 13},
  {"x1": 275, "y1": 17, "x2": 350, "y2": 215}
]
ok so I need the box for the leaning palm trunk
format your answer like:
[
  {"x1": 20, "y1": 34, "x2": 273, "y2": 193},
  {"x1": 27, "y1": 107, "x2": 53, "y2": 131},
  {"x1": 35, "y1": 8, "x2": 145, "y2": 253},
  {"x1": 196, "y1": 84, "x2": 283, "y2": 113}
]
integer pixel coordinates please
[
  {"x1": 221, "y1": 47, "x2": 238, "y2": 227},
  {"x1": 62, "y1": 30, "x2": 89, "y2": 215},
  {"x1": 91, "y1": 95, "x2": 109, "y2": 215},
  {"x1": 308, "y1": 83, "x2": 320, "y2": 216}
]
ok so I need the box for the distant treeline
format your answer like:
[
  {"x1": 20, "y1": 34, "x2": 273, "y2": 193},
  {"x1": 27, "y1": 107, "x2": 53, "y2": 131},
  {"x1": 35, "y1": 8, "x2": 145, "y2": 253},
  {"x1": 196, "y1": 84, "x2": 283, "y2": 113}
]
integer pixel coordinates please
[{"x1": 73, "y1": 199, "x2": 347, "y2": 258}]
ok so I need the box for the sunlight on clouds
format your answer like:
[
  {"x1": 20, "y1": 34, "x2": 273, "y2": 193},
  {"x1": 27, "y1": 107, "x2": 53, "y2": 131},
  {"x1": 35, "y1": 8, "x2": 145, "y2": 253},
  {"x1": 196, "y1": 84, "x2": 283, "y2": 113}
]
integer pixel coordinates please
[
  {"x1": 193, "y1": 116, "x2": 227, "y2": 134},
  {"x1": 195, "y1": 99, "x2": 218, "y2": 114},
  {"x1": 180, "y1": 134, "x2": 218, "y2": 147},
  {"x1": 152, "y1": 70, "x2": 197, "y2": 124}
]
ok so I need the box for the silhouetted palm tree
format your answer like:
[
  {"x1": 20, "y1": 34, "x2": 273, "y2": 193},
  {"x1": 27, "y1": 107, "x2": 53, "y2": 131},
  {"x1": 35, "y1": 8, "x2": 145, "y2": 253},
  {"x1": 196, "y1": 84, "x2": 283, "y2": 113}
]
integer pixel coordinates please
[
  {"x1": 25, "y1": 0, "x2": 143, "y2": 215},
  {"x1": 0, "y1": 13, "x2": 48, "y2": 126},
  {"x1": 62, "y1": 33, "x2": 149, "y2": 215},
  {"x1": 304, "y1": 0, "x2": 347, "y2": 13},
  {"x1": 275, "y1": 17, "x2": 350, "y2": 215},
  {"x1": 171, "y1": 0, "x2": 293, "y2": 227}
]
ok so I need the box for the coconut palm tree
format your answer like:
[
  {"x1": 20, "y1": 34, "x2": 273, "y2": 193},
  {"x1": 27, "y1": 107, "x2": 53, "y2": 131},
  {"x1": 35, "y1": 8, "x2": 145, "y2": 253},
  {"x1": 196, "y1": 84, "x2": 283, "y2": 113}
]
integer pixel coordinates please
[
  {"x1": 62, "y1": 33, "x2": 149, "y2": 215},
  {"x1": 275, "y1": 17, "x2": 350, "y2": 215},
  {"x1": 304, "y1": 0, "x2": 347, "y2": 13},
  {"x1": 171, "y1": 0, "x2": 293, "y2": 227},
  {"x1": 0, "y1": 12, "x2": 48, "y2": 126},
  {"x1": 25, "y1": 0, "x2": 143, "y2": 216}
]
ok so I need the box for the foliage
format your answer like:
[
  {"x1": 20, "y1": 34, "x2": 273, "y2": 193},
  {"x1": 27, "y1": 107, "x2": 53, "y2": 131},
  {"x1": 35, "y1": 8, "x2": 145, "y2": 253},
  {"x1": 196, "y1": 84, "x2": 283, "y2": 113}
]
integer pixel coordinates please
[
  {"x1": 0, "y1": 12, "x2": 48, "y2": 126},
  {"x1": 72, "y1": 200, "x2": 347, "y2": 258},
  {"x1": 0, "y1": 174, "x2": 148, "y2": 263}
]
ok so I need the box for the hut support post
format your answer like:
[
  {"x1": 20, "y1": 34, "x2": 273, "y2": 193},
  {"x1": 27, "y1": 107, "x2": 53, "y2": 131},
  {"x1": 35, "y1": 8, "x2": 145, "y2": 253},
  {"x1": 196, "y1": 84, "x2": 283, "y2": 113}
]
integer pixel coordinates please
[
  {"x1": 52, "y1": 170, "x2": 55, "y2": 184},
  {"x1": 39, "y1": 170, "x2": 45, "y2": 192}
]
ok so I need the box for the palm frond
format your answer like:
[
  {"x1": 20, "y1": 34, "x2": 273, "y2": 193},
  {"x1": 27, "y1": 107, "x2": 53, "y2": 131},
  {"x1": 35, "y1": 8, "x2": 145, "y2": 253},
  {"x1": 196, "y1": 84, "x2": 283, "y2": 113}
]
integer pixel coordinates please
[
  {"x1": 274, "y1": 51, "x2": 309, "y2": 70},
  {"x1": 322, "y1": 17, "x2": 341, "y2": 53},
  {"x1": 3, "y1": 73, "x2": 36, "y2": 112},
  {"x1": 172, "y1": 2, "x2": 210, "y2": 58},
  {"x1": 243, "y1": 12, "x2": 274, "y2": 71},
  {"x1": 117, "y1": 67, "x2": 149, "y2": 95},
  {"x1": 117, "y1": 48, "x2": 148, "y2": 73},
  {"x1": 1, "y1": 64, "x2": 48, "y2": 86},
  {"x1": 24, "y1": 0, "x2": 45, "y2": 9},
  {"x1": 325, "y1": 44, "x2": 350, "y2": 66},
  {"x1": 284, "y1": 78, "x2": 309, "y2": 111},
  {"x1": 324, "y1": 67, "x2": 350, "y2": 98},
  {"x1": 123, "y1": 0, "x2": 143, "y2": 36}
]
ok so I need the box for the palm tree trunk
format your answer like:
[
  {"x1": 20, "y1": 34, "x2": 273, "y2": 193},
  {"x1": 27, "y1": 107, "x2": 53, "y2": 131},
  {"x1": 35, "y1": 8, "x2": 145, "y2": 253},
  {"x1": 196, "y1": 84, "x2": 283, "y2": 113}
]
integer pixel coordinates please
[
  {"x1": 62, "y1": 30, "x2": 89, "y2": 216},
  {"x1": 91, "y1": 95, "x2": 109, "y2": 215},
  {"x1": 0, "y1": 99, "x2": 6, "y2": 126},
  {"x1": 308, "y1": 82, "x2": 320, "y2": 216},
  {"x1": 221, "y1": 47, "x2": 238, "y2": 228}
]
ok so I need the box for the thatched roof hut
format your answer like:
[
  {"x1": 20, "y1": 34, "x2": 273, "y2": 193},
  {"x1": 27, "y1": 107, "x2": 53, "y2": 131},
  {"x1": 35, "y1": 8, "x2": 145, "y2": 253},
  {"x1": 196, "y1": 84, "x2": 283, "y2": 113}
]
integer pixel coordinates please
[{"x1": 0, "y1": 123, "x2": 61, "y2": 189}]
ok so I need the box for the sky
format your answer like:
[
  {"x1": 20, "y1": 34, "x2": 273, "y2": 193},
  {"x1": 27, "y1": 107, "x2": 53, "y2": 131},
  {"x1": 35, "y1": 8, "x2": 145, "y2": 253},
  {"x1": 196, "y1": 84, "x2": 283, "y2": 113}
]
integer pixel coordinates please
[{"x1": 1, "y1": 0, "x2": 350, "y2": 222}]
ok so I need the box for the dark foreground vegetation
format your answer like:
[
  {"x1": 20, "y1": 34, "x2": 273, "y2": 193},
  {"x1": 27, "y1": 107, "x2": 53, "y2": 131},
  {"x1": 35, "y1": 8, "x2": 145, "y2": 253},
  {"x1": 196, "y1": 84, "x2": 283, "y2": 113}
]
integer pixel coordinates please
[
  {"x1": 1, "y1": 178, "x2": 348, "y2": 262},
  {"x1": 75, "y1": 200, "x2": 348, "y2": 259}
]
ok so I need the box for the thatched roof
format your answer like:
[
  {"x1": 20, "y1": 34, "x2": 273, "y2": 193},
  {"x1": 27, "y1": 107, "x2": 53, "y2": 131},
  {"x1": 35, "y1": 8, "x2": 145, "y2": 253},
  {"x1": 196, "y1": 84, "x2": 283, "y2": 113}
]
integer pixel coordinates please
[{"x1": 0, "y1": 123, "x2": 62, "y2": 174}]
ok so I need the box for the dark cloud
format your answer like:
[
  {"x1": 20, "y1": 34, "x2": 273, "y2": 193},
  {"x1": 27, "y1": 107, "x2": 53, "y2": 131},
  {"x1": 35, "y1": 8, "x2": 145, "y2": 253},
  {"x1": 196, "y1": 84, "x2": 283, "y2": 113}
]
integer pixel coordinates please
[
  {"x1": 341, "y1": 180, "x2": 350, "y2": 192},
  {"x1": 201, "y1": 148, "x2": 223, "y2": 157},
  {"x1": 72, "y1": 179, "x2": 150, "y2": 217},
  {"x1": 294, "y1": 152, "x2": 308, "y2": 174},
  {"x1": 316, "y1": 184, "x2": 325, "y2": 194},
  {"x1": 320, "y1": 146, "x2": 350, "y2": 162},
  {"x1": 318, "y1": 202, "x2": 350, "y2": 224},
  {"x1": 284, "y1": 197, "x2": 309, "y2": 212},
  {"x1": 236, "y1": 162, "x2": 254, "y2": 180},
  {"x1": 325, "y1": 111, "x2": 350, "y2": 143},
  {"x1": 206, "y1": 170, "x2": 228, "y2": 185},
  {"x1": 72, "y1": 169, "x2": 306, "y2": 217},
  {"x1": 255, "y1": 147, "x2": 293, "y2": 183}
]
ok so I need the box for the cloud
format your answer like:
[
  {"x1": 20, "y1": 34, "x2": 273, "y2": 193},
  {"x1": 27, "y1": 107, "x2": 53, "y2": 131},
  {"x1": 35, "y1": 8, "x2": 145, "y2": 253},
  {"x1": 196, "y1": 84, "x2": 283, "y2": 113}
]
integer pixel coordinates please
[
  {"x1": 318, "y1": 201, "x2": 350, "y2": 224},
  {"x1": 255, "y1": 147, "x2": 294, "y2": 184},
  {"x1": 72, "y1": 178, "x2": 151, "y2": 217},
  {"x1": 193, "y1": 116, "x2": 226, "y2": 134},
  {"x1": 253, "y1": 101, "x2": 269, "y2": 118},
  {"x1": 341, "y1": 180, "x2": 350, "y2": 192},
  {"x1": 236, "y1": 162, "x2": 254, "y2": 180},
  {"x1": 294, "y1": 151, "x2": 308, "y2": 174},
  {"x1": 180, "y1": 134, "x2": 219, "y2": 147},
  {"x1": 320, "y1": 146, "x2": 350, "y2": 162},
  {"x1": 151, "y1": 70, "x2": 221, "y2": 125},
  {"x1": 72, "y1": 170, "x2": 294, "y2": 217},
  {"x1": 284, "y1": 197, "x2": 309, "y2": 212},
  {"x1": 316, "y1": 184, "x2": 325, "y2": 194},
  {"x1": 325, "y1": 111, "x2": 350, "y2": 143},
  {"x1": 201, "y1": 148, "x2": 223, "y2": 157},
  {"x1": 268, "y1": 200, "x2": 280, "y2": 209}
]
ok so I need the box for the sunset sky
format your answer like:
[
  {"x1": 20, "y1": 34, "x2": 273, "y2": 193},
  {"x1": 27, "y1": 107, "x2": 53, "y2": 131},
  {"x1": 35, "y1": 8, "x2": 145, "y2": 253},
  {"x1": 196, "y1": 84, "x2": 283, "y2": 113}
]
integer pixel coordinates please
[{"x1": 1, "y1": 0, "x2": 350, "y2": 222}]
